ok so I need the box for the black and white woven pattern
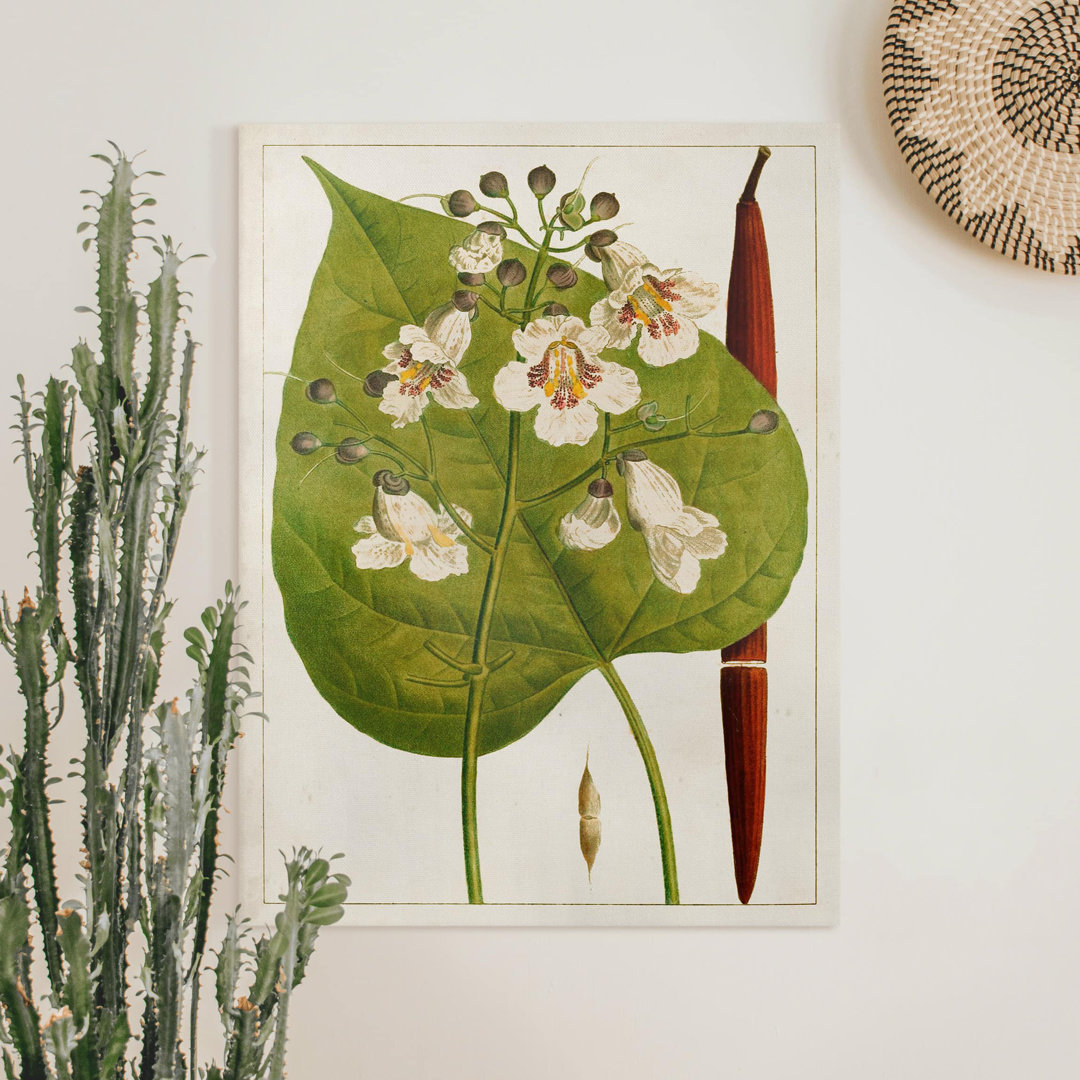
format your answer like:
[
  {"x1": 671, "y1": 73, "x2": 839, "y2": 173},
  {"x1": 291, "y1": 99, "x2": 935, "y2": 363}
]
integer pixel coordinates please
[{"x1": 883, "y1": 1, "x2": 1080, "y2": 273}]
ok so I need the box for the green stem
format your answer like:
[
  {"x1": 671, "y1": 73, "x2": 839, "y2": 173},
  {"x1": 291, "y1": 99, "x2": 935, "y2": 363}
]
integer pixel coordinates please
[
  {"x1": 518, "y1": 462, "x2": 602, "y2": 509},
  {"x1": 420, "y1": 417, "x2": 495, "y2": 554},
  {"x1": 460, "y1": 411, "x2": 521, "y2": 903},
  {"x1": 463, "y1": 412, "x2": 681, "y2": 905},
  {"x1": 475, "y1": 203, "x2": 541, "y2": 249},
  {"x1": 522, "y1": 231, "x2": 553, "y2": 305},
  {"x1": 519, "y1": 421, "x2": 757, "y2": 510},
  {"x1": 477, "y1": 295, "x2": 520, "y2": 325},
  {"x1": 503, "y1": 303, "x2": 549, "y2": 316},
  {"x1": 611, "y1": 421, "x2": 748, "y2": 458},
  {"x1": 547, "y1": 237, "x2": 592, "y2": 254},
  {"x1": 599, "y1": 663, "x2": 679, "y2": 904},
  {"x1": 459, "y1": 224, "x2": 558, "y2": 902}
]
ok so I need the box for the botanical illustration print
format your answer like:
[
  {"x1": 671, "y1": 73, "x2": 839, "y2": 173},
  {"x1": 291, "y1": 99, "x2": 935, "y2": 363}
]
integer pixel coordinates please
[{"x1": 272, "y1": 155, "x2": 809, "y2": 906}]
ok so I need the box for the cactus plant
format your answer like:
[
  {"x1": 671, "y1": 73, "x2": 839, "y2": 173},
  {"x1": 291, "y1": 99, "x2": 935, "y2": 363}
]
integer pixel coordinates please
[{"x1": 0, "y1": 145, "x2": 347, "y2": 1080}]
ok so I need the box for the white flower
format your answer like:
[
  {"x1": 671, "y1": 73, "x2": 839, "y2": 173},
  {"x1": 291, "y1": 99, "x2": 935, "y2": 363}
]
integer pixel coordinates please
[
  {"x1": 379, "y1": 301, "x2": 479, "y2": 428},
  {"x1": 493, "y1": 315, "x2": 640, "y2": 447},
  {"x1": 353, "y1": 472, "x2": 471, "y2": 582},
  {"x1": 617, "y1": 450, "x2": 727, "y2": 594},
  {"x1": 448, "y1": 222, "x2": 505, "y2": 274},
  {"x1": 559, "y1": 478, "x2": 621, "y2": 551},
  {"x1": 589, "y1": 241, "x2": 722, "y2": 368}
]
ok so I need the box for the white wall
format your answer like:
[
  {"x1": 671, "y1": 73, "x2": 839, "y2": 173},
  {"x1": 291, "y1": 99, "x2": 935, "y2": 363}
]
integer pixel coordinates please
[{"x1": 1, "y1": 2, "x2": 1077, "y2": 1077}]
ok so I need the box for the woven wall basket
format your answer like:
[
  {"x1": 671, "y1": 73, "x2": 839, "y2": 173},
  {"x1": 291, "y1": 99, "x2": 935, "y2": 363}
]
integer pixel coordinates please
[{"x1": 883, "y1": 1, "x2": 1080, "y2": 274}]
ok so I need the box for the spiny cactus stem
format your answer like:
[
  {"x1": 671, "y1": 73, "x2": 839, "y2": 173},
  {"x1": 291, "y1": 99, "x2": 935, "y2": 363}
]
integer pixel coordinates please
[
  {"x1": 70, "y1": 468, "x2": 102, "y2": 736},
  {"x1": 95, "y1": 154, "x2": 137, "y2": 399},
  {"x1": 0, "y1": 896, "x2": 47, "y2": 1078},
  {"x1": 15, "y1": 382, "x2": 36, "y2": 507},
  {"x1": 138, "y1": 335, "x2": 198, "y2": 677},
  {"x1": 222, "y1": 1008, "x2": 258, "y2": 1080},
  {"x1": 13, "y1": 604, "x2": 64, "y2": 995},
  {"x1": 187, "y1": 601, "x2": 237, "y2": 960}
]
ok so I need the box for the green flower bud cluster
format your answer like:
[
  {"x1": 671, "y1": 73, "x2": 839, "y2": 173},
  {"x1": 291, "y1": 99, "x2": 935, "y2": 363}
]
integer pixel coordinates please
[
  {"x1": 433, "y1": 165, "x2": 624, "y2": 310},
  {"x1": 291, "y1": 379, "x2": 374, "y2": 466}
]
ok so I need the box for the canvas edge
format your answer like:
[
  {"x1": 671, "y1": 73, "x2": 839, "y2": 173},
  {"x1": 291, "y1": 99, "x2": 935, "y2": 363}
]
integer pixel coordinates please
[{"x1": 235, "y1": 121, "x2": 841, "y2": 929}]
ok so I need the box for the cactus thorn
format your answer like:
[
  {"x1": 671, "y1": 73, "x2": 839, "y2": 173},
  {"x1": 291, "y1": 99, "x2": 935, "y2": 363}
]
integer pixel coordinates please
[{"x1": 44, "y1": 1006, "x2": 73, "y2": 1027}]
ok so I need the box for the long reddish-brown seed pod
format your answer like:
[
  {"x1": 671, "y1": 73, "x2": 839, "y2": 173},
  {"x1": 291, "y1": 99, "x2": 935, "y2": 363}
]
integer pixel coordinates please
[{"x1": 722, "y1": 146, "x2": 775, "y2": 904}]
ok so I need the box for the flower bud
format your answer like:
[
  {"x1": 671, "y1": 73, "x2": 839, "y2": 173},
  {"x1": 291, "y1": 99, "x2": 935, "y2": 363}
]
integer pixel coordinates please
[
  {"x1": 290, "y1": 431, "x2": 322, "y2": 455},
  {"x1": 335, "y1": 438, "x2": 369, "y2": 464},
  {"x1": 642, "y1": 415, "x2": 667, "y2": 432},
  {"x1": 446, "y1": 189, "x2": 477, "y2": 217},
  {"x1": 477, "y1": 220, "x2": 506, "y2": 238},
  {"x1": 457, "y1": 271, "x2": 485, "y2": 286},
  {"x1": 615, "y1": 448, "x2": 647, "y2": 475},
  {"x1": 363, "y1": 370, "x2": 398, "y2": 398},
  {"x1": 546, "y1": 263, "x2": 578, "y2": 290},
  {"x1": 557, "y1": 190, "x2": 587, "y2": 229},
  {"x1": 527, "y1": 164, "x2": 556, "y2": 196},
  {"x1": 637, "y1": 401, "x2": 659, "y2": 420},
  {"x1": 372, "y1": 469, "x2": 410, "y2": 494},
  {"x1": 560, "y1": 477, "x2": 621, "y2": 550},
  {"x1": 590, "y1": 191, "x2": 620, "y2": 220},
  {"x1": 748, "y1": 409, "x2": 779, "y2": 434},
  {"x1": 542, "y1": 302, "x2": 569, "y2": 317},
  {"x1": 496, "y1": 258, "x2": 527, "y2": 287},
  {"x1": 305, "y1": 378, "x2": 336, "y2": 404},
  {"x1": 452, "y1": 289, "x2": 479, "y2": 312},
  {"x1": 584, "y1": 243, "x2": 602, "y2": 263},
  {"x1": 479, "y1": 171, "x2": 509, "y2": 198},
  {"x1": 588, "y1": 229, "x2": 618, "y2": 248}
]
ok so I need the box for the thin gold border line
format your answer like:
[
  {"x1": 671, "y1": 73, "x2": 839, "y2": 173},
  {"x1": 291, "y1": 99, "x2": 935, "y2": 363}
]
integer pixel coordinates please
[
  {"x1": 257, "y1": 139, "x2": 824, "y2": 912},
  {"x1": 261, "y1": 142, "x2": 269, "y2": 905},
  {"x1": 260, "y1": 901, "x2": 823, "y2": 908},
  {"x1": 812, "y1": 143, "x2": 819, "y2": 906}
]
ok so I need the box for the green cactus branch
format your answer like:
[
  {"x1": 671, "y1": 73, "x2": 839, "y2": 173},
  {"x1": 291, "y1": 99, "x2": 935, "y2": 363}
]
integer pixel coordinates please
[
  {"x1": 13, "y1": 598, "x2": 64, "y2": 997},
  {"x1": 0, "y1": 893, "x2": 47, "y2": 1080}
]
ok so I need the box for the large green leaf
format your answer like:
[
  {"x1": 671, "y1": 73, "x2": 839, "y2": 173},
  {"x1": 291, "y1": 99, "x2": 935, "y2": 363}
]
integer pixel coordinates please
[{"x1": 272, "y1": 160, "x2": 808, "y2": 758}]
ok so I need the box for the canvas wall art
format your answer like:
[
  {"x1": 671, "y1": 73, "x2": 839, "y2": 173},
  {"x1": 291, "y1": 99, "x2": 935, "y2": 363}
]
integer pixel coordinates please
[{"x1": 238, "y1": 123, "x2": 838, "y2": 925}]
